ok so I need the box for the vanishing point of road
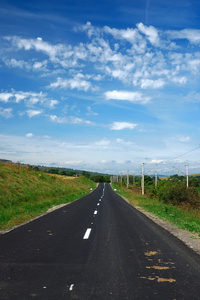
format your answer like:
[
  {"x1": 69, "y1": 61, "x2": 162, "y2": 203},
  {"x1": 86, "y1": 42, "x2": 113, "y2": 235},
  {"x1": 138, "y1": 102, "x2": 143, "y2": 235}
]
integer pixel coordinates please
[{"x1": 1, "y1": 183, "x2": 200, "y2": 299}]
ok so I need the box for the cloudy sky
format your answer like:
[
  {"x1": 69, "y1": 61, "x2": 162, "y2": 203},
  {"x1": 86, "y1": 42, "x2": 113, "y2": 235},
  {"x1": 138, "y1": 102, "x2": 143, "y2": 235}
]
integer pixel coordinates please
[{"x1": 1, "y1": 0, "x2": 200, "y2": 175}]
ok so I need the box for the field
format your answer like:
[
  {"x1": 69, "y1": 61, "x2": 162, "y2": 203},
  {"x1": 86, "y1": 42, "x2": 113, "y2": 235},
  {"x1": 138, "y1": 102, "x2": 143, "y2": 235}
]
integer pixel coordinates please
[{"x1": 0, "y1": 163, "x2": 96, "y2": 230}]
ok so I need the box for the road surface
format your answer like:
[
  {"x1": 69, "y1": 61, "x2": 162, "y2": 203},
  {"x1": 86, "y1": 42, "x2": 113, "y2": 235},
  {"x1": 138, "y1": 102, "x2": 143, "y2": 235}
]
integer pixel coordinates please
[{"x1": 1, "y1": 183, "x2": 200, "y2": 299}]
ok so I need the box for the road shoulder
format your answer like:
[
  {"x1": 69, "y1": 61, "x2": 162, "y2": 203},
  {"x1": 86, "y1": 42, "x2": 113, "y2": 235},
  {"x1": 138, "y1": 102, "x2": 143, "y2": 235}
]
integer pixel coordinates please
[{"x1": 134, "y1": 205, "x2": 200, "y2": 255}]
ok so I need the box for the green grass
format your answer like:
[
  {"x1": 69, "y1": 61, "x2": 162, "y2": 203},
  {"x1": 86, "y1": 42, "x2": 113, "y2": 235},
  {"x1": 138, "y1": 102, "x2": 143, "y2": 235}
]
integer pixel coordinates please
[
  {"x1": 112, "y1": 183, "x2": 200, "y2": 235},
  {"x1": 0, "y1": 163, "x2": 96, "y2": 230}
]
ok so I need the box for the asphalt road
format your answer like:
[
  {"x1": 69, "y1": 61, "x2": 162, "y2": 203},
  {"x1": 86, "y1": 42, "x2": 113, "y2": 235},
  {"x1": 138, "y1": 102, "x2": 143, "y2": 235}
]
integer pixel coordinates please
[{"x1": 1, "y1": 183, "x2": 200, "y2": 299}]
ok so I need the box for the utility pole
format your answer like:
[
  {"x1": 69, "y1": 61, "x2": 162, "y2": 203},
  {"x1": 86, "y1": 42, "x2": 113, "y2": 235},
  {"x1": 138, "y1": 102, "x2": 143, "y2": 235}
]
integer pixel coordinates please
[
  {"x1": 155, "y1": 170, "x2": 158, "y2": 187},
  {"x1": 133, "y1": 173, "x2": 135, "y2": 186},
  {"x1": 127, "y1": 169, "x2": 129, "y2": 188},
  {"x1": 186, "y1": 164, "x2": 189, "y2": 189},
  {"x1": 121, "y1": 172, "x2": 123, "y2": 183},
  {"x1": 142, "y1": 163, "x2": 144, "y2": 195}
]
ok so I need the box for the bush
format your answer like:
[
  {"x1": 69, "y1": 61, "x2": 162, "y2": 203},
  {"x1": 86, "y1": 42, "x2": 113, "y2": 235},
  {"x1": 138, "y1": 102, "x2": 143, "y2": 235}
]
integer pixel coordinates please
[{"x1": 150, "y1": 181, "x2": 200, "y2": 207}]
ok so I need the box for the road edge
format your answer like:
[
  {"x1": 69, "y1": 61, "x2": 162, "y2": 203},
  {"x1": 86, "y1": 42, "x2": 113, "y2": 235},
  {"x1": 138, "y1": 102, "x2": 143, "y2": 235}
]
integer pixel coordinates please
[{"x1": 120, "y1": 193, "x2": 200, "y2": 256}]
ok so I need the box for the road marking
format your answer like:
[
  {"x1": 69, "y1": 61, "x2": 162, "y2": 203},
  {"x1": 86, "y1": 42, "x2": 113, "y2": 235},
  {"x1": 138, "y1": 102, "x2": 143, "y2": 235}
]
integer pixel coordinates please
[
  {"x1": 83, "y1": 228, "x2": 92, "y2": 239},
  {"x1": 69, "y1": 284, "x2": 74, "y2": 291},
  {"x1": 97, "y1": 203, "x2": 100, "y2": 206},
  {"x1": 94, "y1": 210, "x2": 98, "y2": 215}
]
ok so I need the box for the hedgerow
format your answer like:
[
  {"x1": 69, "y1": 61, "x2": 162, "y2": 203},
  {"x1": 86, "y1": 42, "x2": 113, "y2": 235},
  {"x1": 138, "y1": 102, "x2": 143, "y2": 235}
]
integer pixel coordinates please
[{"x1": 150, "y1": 181, "x2": 200, "y2": 207}]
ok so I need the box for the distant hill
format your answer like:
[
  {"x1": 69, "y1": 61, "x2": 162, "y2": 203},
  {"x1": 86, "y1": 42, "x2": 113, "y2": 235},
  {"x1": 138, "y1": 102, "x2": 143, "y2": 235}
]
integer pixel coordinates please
[
  {"x1": 0, "y1": 160, "x2": 111, "y2": 177},
  {"x1": 0, "y1": 159, "x2": 12, "y2": 163}
]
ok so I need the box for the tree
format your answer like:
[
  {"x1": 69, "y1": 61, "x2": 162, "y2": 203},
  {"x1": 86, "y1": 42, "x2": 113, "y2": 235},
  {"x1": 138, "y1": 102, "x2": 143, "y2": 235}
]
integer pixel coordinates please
[{"x1": 82, "y1": 171, "x2": 91, "y2": 178}]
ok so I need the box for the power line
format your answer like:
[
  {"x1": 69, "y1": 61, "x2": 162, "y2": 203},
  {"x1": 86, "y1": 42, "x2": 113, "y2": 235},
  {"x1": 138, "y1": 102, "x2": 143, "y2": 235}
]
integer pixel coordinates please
[
  {"x1": 165, "y1": 145, "x2": 200, "y2": 163},
  {"x1": 144, "y1": 145, "x2": 200, "y2": 175}
]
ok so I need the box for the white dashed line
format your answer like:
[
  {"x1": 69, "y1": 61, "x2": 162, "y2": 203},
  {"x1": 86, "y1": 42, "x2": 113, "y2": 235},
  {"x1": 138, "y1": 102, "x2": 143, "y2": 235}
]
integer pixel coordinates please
[
  {"x1": 97, "y1": 203, "x2": 100, "y2": 206},
  {"x1": 94, "y1": 210, "x2": 98, "y2": 215},
  {"x1": 83, "y1": 228, "x2": 92, "y2": 239},
  {"x1": 69, "y1": 284, "x2": 74, "y2": 291}
]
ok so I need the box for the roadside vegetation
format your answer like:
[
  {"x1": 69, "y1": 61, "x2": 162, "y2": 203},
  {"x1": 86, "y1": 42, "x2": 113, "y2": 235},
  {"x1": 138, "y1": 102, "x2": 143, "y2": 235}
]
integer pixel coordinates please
[
  {"x1": 112, "y1": 174, "x2": 200, "y2": 235},
  {"x1": 29, "y1": 165, "x2": 111, "y2": 183},
  {"x1": 0, "y1": 162, "x2": 96, "y2": 230}
]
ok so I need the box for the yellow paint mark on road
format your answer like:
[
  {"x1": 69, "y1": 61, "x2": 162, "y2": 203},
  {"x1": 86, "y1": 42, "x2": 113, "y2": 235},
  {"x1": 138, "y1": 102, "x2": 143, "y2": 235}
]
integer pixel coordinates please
[
  {"x1": 140, "y1": 276, "x2": 155, "y2": 281},
  {"x1": 146, "y1": 266, "x2": 170, "y2": 270},
  {"x1": 144, "y1": 251, "x2": 160, "y2": 256},
  {"x1": 157, "y1": 277, "x2": 176, "y2": 283},
  {"x1": 140, "y1": 276, "x2": 176, "y2": 283}
]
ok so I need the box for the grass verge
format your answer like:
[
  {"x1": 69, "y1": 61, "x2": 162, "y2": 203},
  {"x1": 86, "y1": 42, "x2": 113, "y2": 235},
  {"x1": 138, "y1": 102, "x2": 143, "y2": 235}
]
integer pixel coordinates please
[
  {"x1": 112, "y1": 183, "x2": 200, "y2": 235},
  {"x1": 0, "y1": 163, "x2": 96, "y2": 230}
]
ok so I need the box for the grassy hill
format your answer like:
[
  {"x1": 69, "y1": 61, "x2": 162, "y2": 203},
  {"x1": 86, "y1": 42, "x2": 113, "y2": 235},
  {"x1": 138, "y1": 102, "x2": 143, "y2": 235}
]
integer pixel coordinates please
[{"x1": 0, "y1": 162, "x2": 96, "y2": 230}]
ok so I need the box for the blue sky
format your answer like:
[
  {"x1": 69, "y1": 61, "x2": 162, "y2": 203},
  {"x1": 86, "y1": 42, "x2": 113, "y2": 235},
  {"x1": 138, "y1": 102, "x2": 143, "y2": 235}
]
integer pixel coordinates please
[{"x1": 1, "y1": 0, "x2": 200, "y2": 175}]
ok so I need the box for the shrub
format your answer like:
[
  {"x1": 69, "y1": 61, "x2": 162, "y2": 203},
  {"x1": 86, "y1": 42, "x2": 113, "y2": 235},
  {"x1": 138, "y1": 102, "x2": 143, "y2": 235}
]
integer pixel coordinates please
[{"x1": 150, "y1": 181, "x2": 200, "y2": 207}]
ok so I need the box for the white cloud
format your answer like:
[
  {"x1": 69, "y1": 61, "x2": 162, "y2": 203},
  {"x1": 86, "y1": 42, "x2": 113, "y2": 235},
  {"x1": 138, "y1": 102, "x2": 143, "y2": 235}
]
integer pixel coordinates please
[
  {"x1": 100, "y1": 160, "x2": 107, "y2": 163},
  {"x1": 167, "y1": 29, "x2": 200, "y2": 44},
  {"x1": 64, "y1": 160, "x2": 83, "y2": 165},
  {"x1": 170, "y1": 76, "x2": 187, "y2": 85},
  {"x1": 49, "y1": 114, "x2": 93, "y2": 125},
  {"x1": 4, "y1": 57, "x2": 48, "y2": 73},
  {"x1": 187, "y1": 59, "x2": 200, "y2": 74},
  {"x1": 104, "y1": 26, "x2": 141, "y2": 44},
  {"x1": 110, "y1": 122, "x2": 138, "y2": 130},
  {"x1": 177, "y1": 135, "x2": 191, "y2": 142},
  {"x1": 26, "y1": 109, "x2": 43, "y2": 117},
  {"x1": 149, "y1": 159, "x2": 163, "y2": 164},
  {"x1": 48, "y1": 100, "x2": 59, "y2": 109},
  {"x1": 75, "y1": 21, "x2": 99, "y2": 38},
  {"x1": 140, "y1": 78, "x2": 165, "y2": 89},
  {"x1": 49, "y1": 76, "x2": 92, "y2": 91},
  {"x1": 70, "y1": 116, "x2": 93, "y2": 125},
  {"x1": 104, "y1": 90, "x2": 150, "y2": 104},
  {"x1": 184, "y1": 91, "x2": 200, "y2": 103},
  {"x1": 116, "y1": 138, "x2": 133, "y2": 145},
  {"x1": 103, "y1": 25, "x2": 147, "y2": 54},
  {"x1": 3, "y1": 58, "x2": 31, "y2": 70},
  {"x1": 0, "y1": 107, "x2": 13, "y2": 118},
  {"x1": 137, "y1": 23, "x2": 160, "y2": 46},
  {"x1": 94, "y1": 138, "x2": 111, "y2": 146},
  {"x1": 0, "y1": 90, "x2": 59, "y2": 110},
  {"x1": 86, "y1": 106, "x2": 98, "y2": 116},
  {"x1": 26, "y1": 133, "x2": 33, "y2": 138},
  {"x1": 4, "y1": 36, "x2": 75, "y2": 68},
  {"x1": 32, "y1": 60, "x2": 48, "y2": 70},
  {"x1": 4, "y1": 24, "x2": 200, "y2": 94},
  {"x1": 15, "y1": 93, "x2": 27, "y2": 103},
  {"x1": 0, "y1": 93, "x2": 13, "y2": 102},
  {"x1": 49, "y1": 115, "x2": 67, "y2": 123},
  {"x1": 5, "y1": 36, "x2": 65, "y2": 59}
]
